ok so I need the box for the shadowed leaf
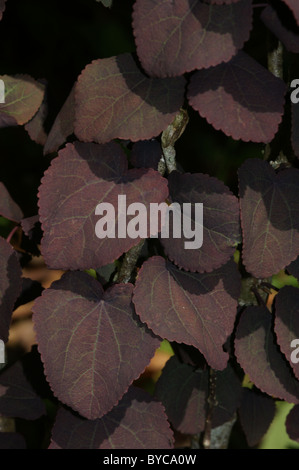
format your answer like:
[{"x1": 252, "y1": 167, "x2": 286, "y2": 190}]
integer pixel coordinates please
[
  {"x1": 274, "y1": 286, "x2": 299, "y2": 380},
  {"x1": 286, "y1": 404, "x2": 299, "y2": 442},
  {"x1": 235, "y1": 305, "x2": 299, "y2": 404},
  {"x1": 238, "y1": 388, "x2": 276, "y2": 447},
  {"x1": 38, "y1": 141, "x2": 169, "y2": 270},
  {"x1": 131, "y1": 140, "x2": 162, "y2": 170},
  {"x1": 32, "y1": 271, "x2": 160, "y2": 419},
  {"x1": 133, "y1": 0, "x2": 252, "y2": 77},
  {"x1": 0, "y1": 361, "x2": 46, "y2": 420},
  {"x1": 160, "y1": 171, "x2": 240, "y2": 273},
  {"x1": 287, "y1": 256, "x2": 299, "y2": 279},
  {"x1": 188, "y1": 51, "x2": 286, "y2": 143},
  {"x1": 0, "y1": 237, "x2": 22, "y2": 342},
  {"x1": 44, "y1": 86, "x2": 75, "y2": 155},
  {"x1": 261, "y1": 6, "x2": 299, "y2": 53},
  {"x1": 292, "y1": 102, "x2": 299, "y2": 159},
  {"x1": 0, "y1": 182, "x2": 23, "y2": 223},
  {"x1": 0, "y1": 0, "x2": 6, "y2": 20},
  {"x1": 133, "y1": 256, "x2": 241, "y2": 370},
  {"x1": 238, "y1": 159, "x2": 299, "y2": 278},
  {"x1": 49, "y1": 387, "x2": 173, "y2": 449},
  {"x1": 74, "y1": 53, "x2": 185, "y2": 143}
]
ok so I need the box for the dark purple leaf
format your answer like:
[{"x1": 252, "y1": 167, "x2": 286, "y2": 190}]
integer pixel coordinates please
[
  {"x1": 133, "y1": 256, "x2": 241, "y2": 370},
  {"x1": 282, "y1": 0, "x2": 299, "y2": 26},
  {"x1": 0, "y1": 0, "x2": 6, "y2": 20},
  {"x1": 132, "y1": 0, "x2": 252, "y2": 77},
  {"x1": 44, "y1": 86, "x2": 75, "y2": 155},
  {"x1": 286, "y1": 404, "x2": 299, "y2": 442},
  {"x1": 274, "y1": 286, "x2": 299, "y2": 381},
  {"x1": 131, "y1": 140, "x2": 162, "y2": 170},
  {"x1": 0, "y1": 182, "x2": 23, "y2": 223},
  {"x1": 160, "y1": 171, "x2": 240, "y2": 273},
  {"x1": 74, "y1": 53, "x2": 185, "y2": 143},
  {"x1": 155, "y1": 356, "x2": 208, "y2": 434},
  {"x1": 38, "y1": 141, "x2": 168, "y2": 270},
  {"x1": 24, "y1": 90, "x2": 48, "y2": 146},
  {"x1": 49, "y1": 386, "x2": 173, "y2": 449},
  {"x1": 292, "y1": 102, "x2": 299, "y2": 159},
  {"x1": 212, "y1": 364, "x2": 242, "y2": 427},
  {"x1": 235, "y1": 305, "x2": 299, "y2": 404},
  {"x1": 261, "y1": 6, "x2": 299, "y2": 53},
  {"x1": 0, "y1": 237, "x2": 22, "y2": 342},
  {"x1": 32, "y1": 271, "x2": 160, "y2": 419},
  {"x1": 287, "y1": 256, "x2": 299, "y2": 279},
  {"x1": 188, "y1": 51, "x2": 287, "y2": 143},
  {"x1": 238, "y1": 388, "x2": 276, "y2": 447},
  {"x1": 0, "y1": 361, "x2": 46, "y2": 420},
  {"x1": 0, "y1": 433, "x2": 26, "y2": 449},
  {"x1": 238, "y1": 159, "x2": 299, "y2": 278},
  {"x1": 0, "y1": 75, "x2": 45, "y2": 127}
]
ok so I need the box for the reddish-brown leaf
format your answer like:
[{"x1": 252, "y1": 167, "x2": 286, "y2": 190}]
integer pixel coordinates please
[
  {"x1": 133, "y1": 256, "x2": 241, "y2": 370},
  {"x1": 0, "y1": 75, "x2": 45, "y2": 127},
  {"x1": 38, "y1": 141, "x2": 169, "y2": 270},
  {"x1": 238, "y1": 159, "x2": 299, "y2": 278},
  {"x1": 32, "y1": 272, "x2": 160, "y2": 419},
  {"x1": 282, "y1": 0, "x2": 299, "y2": 26},
  {"x1": 44, "y1": 86, "x2": 75, "y2": 155},
  {"x1": 235, "y1": 306, "x2": 299, "y2": 404},
  {"x1": 286, "y1": 404, "x2": 299, "y2": 442},
  {"x1": 188, "y1": 51, "x2": 287, "y2": 143},
  {"x1": 133, "y1": 0, "x2": 252, "y2": 77},
  {"x1": 0, "y1": 0, "x2": 6, "y2": 20},
  {"x1": 74, "y1": 53, "x2": 185, "y2": 143},
  {"x1": 0, "y1": 182, "x2": 23, "y2": 223},
  {"x1": 49, "y1": 387, "x2": 173, "y2": 449}
]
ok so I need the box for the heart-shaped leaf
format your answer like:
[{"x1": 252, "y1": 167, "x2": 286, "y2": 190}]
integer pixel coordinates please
[
  {"x1": 0, "y1": 75, "x2": 45, "y2": 127},
  {"x1": 235, "y1": 305, "x2": 299, "y2": 404},
  {"x1": 74, "y1": 53, "x2": 185, "y2": 144},
  {"x1": 133, "y1": 256, "x2": 241, "y2": 370},
  {"x1": 238, "y1": 159, "x2": 299, "y2": 278},
  {"x1": 0, "y1": 361, "x2": 46, "y2": 420},
  {"x1": 286, "y1": 404, "x2": 299, "y2": 442},
  {"x1": 38, "y1": 141, "x2": 169, "y2": 270},
  {"x1": 0, "y1": 182, "x2": 23, "y2": 223},
  {"x1": 261, "y1": 6, "x2": 299, "y2": 53},
  {"x1": 188, "y1": 51, "x2": 287, "y2": 143},
  {"x1": 0, "y1": 237, "x2": 22, "y2": 342},
  {"x1": 155, "y1": 356, "x2": 208, "y2": 434},
  {"x1": 160, "y1": 171, "x2": 240, "y2": 273},
  {"x1": 204, "y1": 0, "x2": 240, "y2": 4},
  {"x1": 44, "y1": 86, "x2": 75, "y2": 155},
  {"x1": 274, "y1": 286, "x2": 299, "y2": 381},
  {"x1": 238, "y1": 388, "x2": 276, "y2": 447},
  {"x1": 282, "y1": 0, "x2": 299, "y2": 25},
  {"x1": 132, "y1": 0, "x2": 252, "y2": 77},
  {"x1": 49, "y1": 386, "x2": 173, "y2": 449},
  {"x1": 32, "y1": 271, "x2": 160, "y2": 419}
]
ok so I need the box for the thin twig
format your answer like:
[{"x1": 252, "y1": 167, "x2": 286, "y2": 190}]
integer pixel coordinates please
[{"x1": 115, "y1": 109, "x2": 189, "y2": 284}]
